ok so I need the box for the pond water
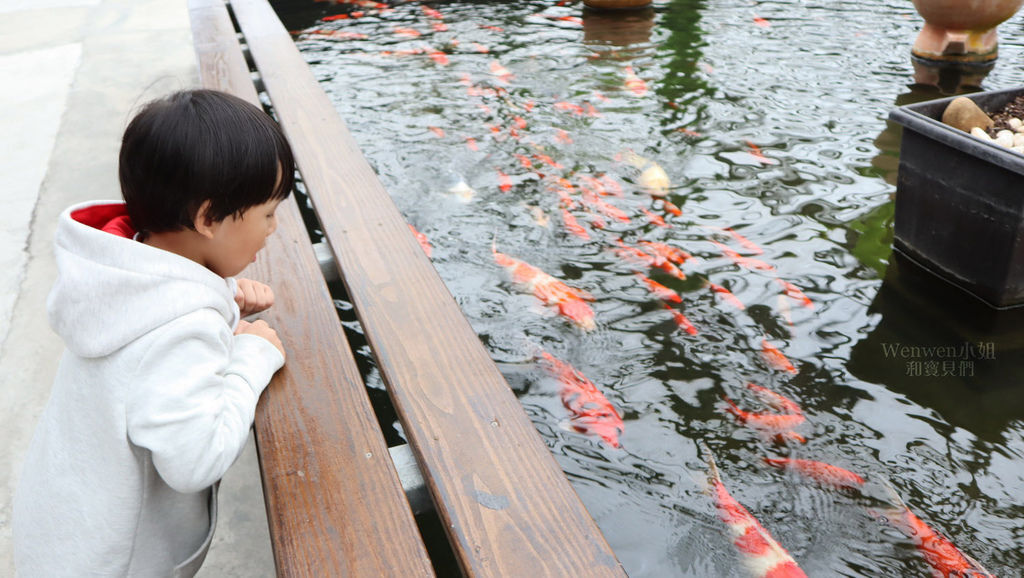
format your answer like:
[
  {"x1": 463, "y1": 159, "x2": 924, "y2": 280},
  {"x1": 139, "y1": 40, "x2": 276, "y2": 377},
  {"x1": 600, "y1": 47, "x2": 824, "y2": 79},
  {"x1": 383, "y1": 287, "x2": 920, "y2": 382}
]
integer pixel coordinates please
[{"x1": 271, "y1": 0, "x2": 1024, "y2": 575}]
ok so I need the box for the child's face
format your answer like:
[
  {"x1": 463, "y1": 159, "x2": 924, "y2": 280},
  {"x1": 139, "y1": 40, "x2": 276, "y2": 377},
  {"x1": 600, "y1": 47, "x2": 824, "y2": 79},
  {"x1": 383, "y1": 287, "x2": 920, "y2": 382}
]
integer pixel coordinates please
[{"x1": 206, "y1": 198, "x2": 283, "y2": 278}]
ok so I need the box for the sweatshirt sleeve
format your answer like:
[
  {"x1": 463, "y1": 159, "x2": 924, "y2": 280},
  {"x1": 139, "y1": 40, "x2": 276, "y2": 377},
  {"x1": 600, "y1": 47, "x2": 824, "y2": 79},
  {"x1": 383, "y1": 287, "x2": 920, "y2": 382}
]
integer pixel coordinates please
[{"x1": 126, "y1": 309, "x2": 285, "y2": 493}]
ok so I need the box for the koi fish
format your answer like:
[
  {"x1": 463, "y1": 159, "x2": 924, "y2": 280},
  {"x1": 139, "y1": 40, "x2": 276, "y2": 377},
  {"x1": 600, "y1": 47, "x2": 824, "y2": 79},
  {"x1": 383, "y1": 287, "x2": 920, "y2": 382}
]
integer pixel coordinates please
[
  {"x1": 555, "y1": 129, "x2": 573, "y2": 144},
  {"x1": 393, "y1": 27, "x2": 421, "y2": 37},
  {"x1": 599, "y1": 174, "x2": 623, "y2": 197},
  {"x1": 427, "y1": 126, "x2": 445, "y2": 138},
  {"x1": 716, "y1": 226, "x2": 765, "y2": 255},
  {"x1": 431, "y1": 21, "x2": 448, "y2": 32},
  {"x1": 408, "y1": 224, "x2": 432, "y2": 257},
  {"x1": 527, "y1": 204, "x2": 550, "y2": 228},
  {"x1": 480, "y1": 24, "x2": 504, "y2": 32},
  {"x1": 761, "y1": 339, "x2": 798, "y2": 374},
  {"x1": 446, "y1": 178, "x2": 475, "y2": 202},
  {"x1": 775, "y1": 278, "x2": 814, "y2": 309},
  {"x1": 745, "y1": 383, "x2": 801, "y2": 415},
  {"x1": 745, "y1": 141, "x2": 778, "y2": 165},
  {"x1": 636, "y1": 273, "x2": 681, "y2": 303},
  {"x1": 428, "y1": 50, "x2": 449, "y2": 66},
  {"x1": 763, "y1": 458, "x2": 864, "y2": 491},
  {"x1": 641, "y1": 208, "x2": 668, "y2": 228},
  {"x1": 306, "y1": 29, "x2": 370, "y2": 41},
  {"x1": 662, "y1": 199, "x2": 683, "y2": 216},
  {"x1": 322, "y1": 14, "x2": 350, "y2": 21},
  {"x1": 677, "y1": 127, "x2": 703, "y2": 137},
  {"x1": 707, "y1": 281, "x2": 745, "y2": 310},
  {"x1": 490, "y1": 60, "x2": 514, "y2": 83},
  {"x1": 537, "y1": 351, "x2": 624, "y2": 448},
  {"x1": 554, "y1": 101, "x2": 585, "y2": 116},
  {"x1": 561, "y1": 209, "x2": 590, "y2": 240},
  {"x1": 465, "y1": 136, "x2": 479, "y2": 151},
  {"x1": 492, "y1": 243, "x2": 596, "y2": 330},
  {"x1": 711, "y1": 240, "x2": 774, "y2": 271},
  {"x1": 753, "y1": 15, "x2": 771, "y2": 28},
  {"x1": 722, "y1": 396, "x2": 807, "y2": 443},
  {"x1": 421, "y1": 5, "x2": 443, "y2": 19},
  {"x1": 581, "y1": 191, "x2": 630, "y2": 223},
  {"x1": 471, "y1": 42, "x2": 490, "y2": 53},
  {"x1": 624, "y1": 66, "x2": 648, "y2": 96},
  {"x1": 532, "y1": 153, "x2": 564, "y2": 169},
  {"x1": 625, "y1": 153, "x2": 671, "y2": 197},
  {"x1": 496, "y1": 169, "x2": 512, "y2": 193},
  {"x1": 876, "y1": 483, "x2": 995, "y2": 578},
  {"x1": 514, "y1": 154, "x2": 533, "y2": 169},
  {"x1": 776, "y1": 294, "x2": 795, "y2": 335},
  {"x1": 638, "y1": 241, "x2": 692, "y2": 265},
  {"x1": 664, "y1": 303, "x2": 698, "y2": 335},
  {"x1": 702, "y1": 444, "x2": 809, "y2": 577},
  {"x1": 612, "y1": 239, "x2": 686, "y2": 280}
]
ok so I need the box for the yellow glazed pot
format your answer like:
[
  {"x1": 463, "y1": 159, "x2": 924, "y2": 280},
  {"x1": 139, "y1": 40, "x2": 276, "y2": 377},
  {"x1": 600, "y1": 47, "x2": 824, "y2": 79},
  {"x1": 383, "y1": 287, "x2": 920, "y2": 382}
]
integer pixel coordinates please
[{"x1": 910, "y1": 0, "x2": 1024, "y2": 61}]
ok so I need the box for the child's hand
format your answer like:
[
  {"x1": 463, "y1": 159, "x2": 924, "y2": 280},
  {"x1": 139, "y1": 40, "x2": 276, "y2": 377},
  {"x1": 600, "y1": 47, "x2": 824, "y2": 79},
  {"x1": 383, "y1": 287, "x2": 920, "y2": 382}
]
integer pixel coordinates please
[
  {"x1": 235, "y1": 278, "x2": 275, "y2": 317},
  {"x1": 235, "y1": 319, "x2": 286, "y2": 360}
]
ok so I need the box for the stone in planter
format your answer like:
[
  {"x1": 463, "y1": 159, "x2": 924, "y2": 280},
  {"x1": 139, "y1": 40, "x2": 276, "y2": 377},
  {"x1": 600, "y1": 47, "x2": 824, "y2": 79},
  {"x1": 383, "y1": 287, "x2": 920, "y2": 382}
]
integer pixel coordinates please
[{"x1": 889, "y1": 87, "x2": 1024, "y2": 308}]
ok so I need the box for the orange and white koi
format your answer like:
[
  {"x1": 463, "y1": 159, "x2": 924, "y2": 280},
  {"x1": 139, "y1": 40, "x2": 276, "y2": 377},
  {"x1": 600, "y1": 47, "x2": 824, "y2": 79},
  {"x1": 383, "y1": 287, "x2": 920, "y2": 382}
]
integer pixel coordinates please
[
  {"x1": 408, "y1": 224, "x2": 432, "y2": 258},
  {"x1": 465, "y1": 136, "x2": 479, "y2": 151},
  {"x1": 421, "y1": 5, "x2": 443, "y2": 19},
  {"x1": 775, "y1": 278, "x2": 813, "y2": 309},
  {"x1": 554, "y1": 101, "x2": 585, "y2": 116},
  {"x1": 745, "y1": 383, "x2": 802, "y2": 415},
  {"x1": 427, "y1": 126, "x2": 445, "y2": 138},
  {"x1": 561, "y1": 209, "x2": 590, "y2": 240},
  {"x1": 471, "y1": 42, "x2": 489, "y2": 53},
  {"x1": 514, "y1": 153, "x2": 533, "y2": 169},
  {"x1": 581, "y1": 191, "x2": 630, "y2": 223},
  {"x1": 599, "y1": 174, "x2": 623, "y2": 197},
  {"x1": 612, "y1": 239, "x2": 686, "y2": 280},
  {"x1": 480, "y1": 24, "x2": 504, "y2": 32},
  {"x1": 753, "y1": 15, "x2": 771, "y2": 28},
  {"x1": 624, "y1": 66, "x2": 648, "y2": 96},
  {"x1": 428, "y1": 50, "x2": 449, "y2": 66},
  {"x1": 393, "y1": 27, "x2": 421, "y2": 37},
  {"x1": 555, "y1": 129, "x2": 573, "y2": 144},
  {"x1": 707, "y1": 281, "x2": 745, "y2": 310},
  {"x1": 661, "y1": 199, "x2": 683, "y2": 216},
  {"x1": 537, "y1": 351, "x2": 623, "y2": 448},
  {"x1": 306, "y1": 29, "x2": 370, "y2": 41},
  {"x1": 636, "y1": 273, "x2": 681, "y2": 303},
  {"x1": 492, "y1": 243, "x2": 596, "y2": 330},
  {"x1": 745, "y1": 140, "x2": 778, "y2": 165},
  {"x1": 533, "y1": 153, "x2": 564, "y2": 170},
  {"x1": 763, "y1": 458, "x2": 864, "y2": 491},
  {"x1": 876, "y1": 483, "x2": 995, "y2": 578},
  {"x1": 489, "y1": 59, "x2": 514, "y2": 83},
  {"x1": 722, "y1": 397, "x2": 807, "y2": 444},
  {"x1": 496, "y1": 169, "x2": 513, "y2": 193},
  {"x1": 703, "y1": 445, "x2": 809, "y2": 577},
  {"x1": 664, "y1": 303, "x2": 698, "y2": 335},
  {"x1": 641, "y1": 208, "x2": 669, "y2": 228},
  {"x1": 711, "y1": 241, "x2": 775, "y2": 271},
  {"x1": 761, "y1": 339, "x2": 798, "y2": 374},
  {"x1": 527, "y1": 204, "x2": 550, "y2": 228},
  {"x1": 625, "y1": 152, "x2": 670, "y2": 197},
  {"x1": 715, "y1": 226, "x2": 764, "y2": 255}
]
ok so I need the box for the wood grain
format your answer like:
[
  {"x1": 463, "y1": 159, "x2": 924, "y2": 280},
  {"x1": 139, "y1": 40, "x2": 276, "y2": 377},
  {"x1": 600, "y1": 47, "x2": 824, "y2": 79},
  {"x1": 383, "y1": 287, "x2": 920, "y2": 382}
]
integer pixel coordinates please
[
  {"x1": 189, "y1": 2, "x2": 435, "y2": 576},
  {"x1": 228, "y1": 0, "x2": 627, "y2": 575}
]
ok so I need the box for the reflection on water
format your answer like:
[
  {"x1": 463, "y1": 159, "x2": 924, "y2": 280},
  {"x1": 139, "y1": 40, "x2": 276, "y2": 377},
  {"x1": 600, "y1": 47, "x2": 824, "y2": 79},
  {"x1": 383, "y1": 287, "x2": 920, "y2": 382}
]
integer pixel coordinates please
[{"x1": 272, "y1": 0, "x2": 1024, "y2": 575}]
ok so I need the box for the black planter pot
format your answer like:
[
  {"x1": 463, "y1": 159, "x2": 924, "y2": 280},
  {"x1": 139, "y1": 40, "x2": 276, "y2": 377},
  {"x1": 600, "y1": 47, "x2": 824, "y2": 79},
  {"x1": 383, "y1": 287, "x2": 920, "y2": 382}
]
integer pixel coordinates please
[{"x1": 889, "y1": 87, "x2": 1024, "y2": 309}]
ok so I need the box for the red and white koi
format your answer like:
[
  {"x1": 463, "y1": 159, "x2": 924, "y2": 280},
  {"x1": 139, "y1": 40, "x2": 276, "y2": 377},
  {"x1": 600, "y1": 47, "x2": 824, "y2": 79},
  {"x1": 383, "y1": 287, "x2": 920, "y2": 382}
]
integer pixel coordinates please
[
  {"x1": 745, "y1": 383, "x2": 802, "y2": 415},
  {"x1": 489, "y1": 59, "x2": 514, "y2": 83},
  {"x1": 876, "y1": 483, "x2": 995, "y2": 578},
  {"x1": 612, "y1": 239, "x2": 686, "y2": 280},
  {"x1": 538, "y1": 351, "x2": 624, "y2": 448},
  {"x1": 496, "y1": 169, "x2": 512, "y2": 193},
  {"x1": 711, "y1": 240, "x2": 774, "y2": 271},
  {"x1": 638, "y1": 240, "x2": 692, "y2": 266},
  {"x1": 763, "y1": 458, "x2": 864, "y2": 491},
  {"x1": 641, "y1": 208, "x2": 669, "y2": 228},
  {"x1": 561, "y1": 209, "x2": 590, "y2": 240},
  {"x1": 703, "y1": 445, "x2": 809, "y2": 577},
  {"x1": 745, "y1": 140, "x2": 778, "y2": 165},
  {"x1": 775, "y1": 278, "x2": 814, "y2": 309}
]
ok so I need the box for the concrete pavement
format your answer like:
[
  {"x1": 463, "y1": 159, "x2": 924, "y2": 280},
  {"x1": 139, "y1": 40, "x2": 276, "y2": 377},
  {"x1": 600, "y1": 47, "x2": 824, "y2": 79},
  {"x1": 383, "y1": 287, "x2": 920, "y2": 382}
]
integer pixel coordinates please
[{"x1": 0, "y1": 0, "x2": 275, "y2": 574}]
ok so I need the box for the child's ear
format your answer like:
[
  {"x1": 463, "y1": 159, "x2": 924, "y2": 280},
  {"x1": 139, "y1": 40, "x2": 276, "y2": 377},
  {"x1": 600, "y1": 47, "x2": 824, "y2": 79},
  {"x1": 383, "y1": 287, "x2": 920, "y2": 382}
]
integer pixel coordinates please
[{"x1": 193, "y1": 200, "x2": 218, "y2": 239}]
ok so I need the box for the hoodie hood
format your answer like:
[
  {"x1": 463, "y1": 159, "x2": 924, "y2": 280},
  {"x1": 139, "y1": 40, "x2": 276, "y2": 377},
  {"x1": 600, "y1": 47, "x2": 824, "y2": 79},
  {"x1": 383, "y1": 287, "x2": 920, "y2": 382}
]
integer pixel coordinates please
[{"x1": 48, "y1": 201, "x2": 239, "y2": 358}]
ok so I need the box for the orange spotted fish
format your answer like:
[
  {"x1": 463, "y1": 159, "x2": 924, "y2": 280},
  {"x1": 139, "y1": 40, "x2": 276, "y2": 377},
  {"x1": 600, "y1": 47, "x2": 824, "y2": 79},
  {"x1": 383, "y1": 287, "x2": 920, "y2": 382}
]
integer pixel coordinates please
[
  {"x1": 711, "y1": 241, "x2": 774, "y2": 271},
  {"x1": 722, "y1": 396, "x2": 807, "y2": 444},
  {"x1": 702, "y1": 444, "x2": 809, "y2": 577},
  {"x1": 492, "y1": 243, "x2": 596, "y2": 330},
  {"x1": 408, "y1": 224, "x2": 432, "y2": 257},
  {"x1": 775, "y1": 278, "x2": 814, "y2": 309},
  {"x1": 664, "y1": 303, "x2": 698, "y2": 335},
  {"x1": 538, "y1": 351, "x2": 624, "y2": 448},
  {"x1": 762, "y1": 339, "x2": 798, "y2": 374},
  {"x1": 763, "y1": 458, "x2": 865, "y2": 491},
  {"x1": 745, "y1": 383, "x2": 801, "y2": 415},
  {"x1": 876, "y1": 483, "x2": 995, "y2": 578},
  {"x1": 636, "y1": 273, "x2": 681, "y2": 303},
  {"x1": 624, "y1": 66, "x2": 648, "y2": 96},
  {"x1": 707, "y1": 281, "x2": 745, "y2": 310}
]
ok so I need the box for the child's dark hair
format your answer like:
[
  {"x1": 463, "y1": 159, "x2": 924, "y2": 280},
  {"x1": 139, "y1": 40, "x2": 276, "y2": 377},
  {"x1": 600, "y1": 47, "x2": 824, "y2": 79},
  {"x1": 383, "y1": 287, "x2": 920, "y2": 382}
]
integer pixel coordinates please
[{"x1": 119, "y1": 89, "x2": 295, "y2": 235}]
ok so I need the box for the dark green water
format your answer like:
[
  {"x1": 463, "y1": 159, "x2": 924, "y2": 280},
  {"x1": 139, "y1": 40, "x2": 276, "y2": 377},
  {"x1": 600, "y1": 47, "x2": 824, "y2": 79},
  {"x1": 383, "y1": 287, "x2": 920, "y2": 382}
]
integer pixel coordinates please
[{"x1": 273, "y1": 1, "x2": 1024, "y2": 575}]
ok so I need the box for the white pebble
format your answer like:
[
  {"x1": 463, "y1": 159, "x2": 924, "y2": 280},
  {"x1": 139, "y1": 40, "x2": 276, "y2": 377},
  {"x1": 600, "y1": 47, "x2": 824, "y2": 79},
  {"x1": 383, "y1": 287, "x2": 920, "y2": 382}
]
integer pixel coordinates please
[
  {"x1": 995, "y1": 131, "x2": 1015, "y2": 148},
  {"x1": 1014, "y1": 133, "x2": 1024, "y2": 147},
  {"x1": 971, "y1": 127, "x2": 992, "y2": 140},
  {"x1": 1010, "y1": 117, "x2": 1023, "y2": 130},
  {"x1": 1014, "y1": 146, "x2": 1024, "y2": 154}
]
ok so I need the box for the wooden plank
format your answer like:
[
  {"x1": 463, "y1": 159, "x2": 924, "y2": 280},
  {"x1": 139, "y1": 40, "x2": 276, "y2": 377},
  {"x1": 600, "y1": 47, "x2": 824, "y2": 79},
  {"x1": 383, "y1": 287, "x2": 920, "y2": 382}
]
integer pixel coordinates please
[
  {"x1": 228, "y1": 1, "x2": 627, "y2": 576},
  {"x1": 188, "y1": 2, "x2": 435, "y2": 576}
]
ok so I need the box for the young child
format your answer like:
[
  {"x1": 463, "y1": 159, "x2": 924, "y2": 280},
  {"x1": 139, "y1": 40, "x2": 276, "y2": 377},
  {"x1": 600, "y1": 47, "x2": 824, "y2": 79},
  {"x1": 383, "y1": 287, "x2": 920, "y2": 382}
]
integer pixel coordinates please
[{"x1": 12, "y1": 89, "x2": 295, "y2": 576}]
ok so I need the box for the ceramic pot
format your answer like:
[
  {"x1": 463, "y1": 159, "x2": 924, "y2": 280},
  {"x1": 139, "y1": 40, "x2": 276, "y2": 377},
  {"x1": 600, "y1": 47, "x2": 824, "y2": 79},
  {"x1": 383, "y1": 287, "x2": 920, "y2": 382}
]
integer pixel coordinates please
[{"x1": 910, "y1": 0, "x2": 1024, "y2": 61}]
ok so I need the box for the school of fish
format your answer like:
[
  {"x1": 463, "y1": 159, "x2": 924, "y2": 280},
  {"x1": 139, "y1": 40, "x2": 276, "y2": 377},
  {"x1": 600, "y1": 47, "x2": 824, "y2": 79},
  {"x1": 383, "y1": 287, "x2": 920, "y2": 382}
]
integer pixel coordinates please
[{"x1": 299, "y1": 3, "x2": 998, "y2": 575}]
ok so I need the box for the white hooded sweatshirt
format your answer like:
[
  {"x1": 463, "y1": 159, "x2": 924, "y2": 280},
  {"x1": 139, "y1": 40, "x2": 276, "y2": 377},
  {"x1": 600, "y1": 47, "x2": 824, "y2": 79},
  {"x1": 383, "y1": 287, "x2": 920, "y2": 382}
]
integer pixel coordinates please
[{"x1": 13, "y1": 201, "x2": 284, "y2": 577}]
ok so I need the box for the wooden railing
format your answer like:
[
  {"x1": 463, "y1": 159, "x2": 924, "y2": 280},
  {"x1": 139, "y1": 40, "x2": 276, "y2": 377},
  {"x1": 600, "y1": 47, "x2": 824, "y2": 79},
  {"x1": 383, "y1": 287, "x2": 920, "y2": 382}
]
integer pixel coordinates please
[{"x1": 189, "y1": 0, "x2": 627, "y2": 575}]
